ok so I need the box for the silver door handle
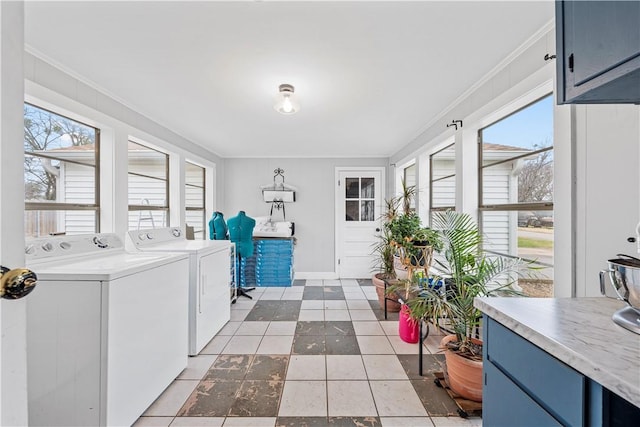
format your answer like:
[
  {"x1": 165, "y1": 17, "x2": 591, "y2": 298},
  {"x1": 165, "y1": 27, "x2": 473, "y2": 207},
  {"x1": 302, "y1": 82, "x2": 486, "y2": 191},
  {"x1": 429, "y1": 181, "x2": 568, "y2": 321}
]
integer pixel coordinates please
[{"x1": 0, "y1": 266, "x2": 37, "y2": 299}]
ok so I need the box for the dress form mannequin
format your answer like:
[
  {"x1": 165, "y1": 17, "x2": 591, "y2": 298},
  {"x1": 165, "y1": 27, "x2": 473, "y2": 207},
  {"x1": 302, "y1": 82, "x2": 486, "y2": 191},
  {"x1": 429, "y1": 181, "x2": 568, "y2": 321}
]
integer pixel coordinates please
[
  {"x1": 209, "y1": 211, "x2": 228, "y2": 240},
  {"x1": 227, "y1": 211, "x2": 256, "y2": 298}
]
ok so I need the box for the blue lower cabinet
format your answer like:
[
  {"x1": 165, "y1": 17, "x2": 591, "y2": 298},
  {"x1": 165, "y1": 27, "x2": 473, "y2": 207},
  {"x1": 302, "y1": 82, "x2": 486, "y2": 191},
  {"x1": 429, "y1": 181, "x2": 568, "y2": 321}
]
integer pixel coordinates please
[{"x1": 483, "y1": 315, "x2": 640, "y2": 427}]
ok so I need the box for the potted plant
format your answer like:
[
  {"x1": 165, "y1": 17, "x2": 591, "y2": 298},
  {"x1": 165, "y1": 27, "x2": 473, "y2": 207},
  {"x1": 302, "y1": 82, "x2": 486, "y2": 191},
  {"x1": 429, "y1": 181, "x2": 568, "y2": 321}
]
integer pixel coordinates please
[
  {"x1": 371, "y1": 197, "x2": 401, "y2": 312},
  {"x1": 406, "y1": 210, "x2": 525, "y2": 402}
]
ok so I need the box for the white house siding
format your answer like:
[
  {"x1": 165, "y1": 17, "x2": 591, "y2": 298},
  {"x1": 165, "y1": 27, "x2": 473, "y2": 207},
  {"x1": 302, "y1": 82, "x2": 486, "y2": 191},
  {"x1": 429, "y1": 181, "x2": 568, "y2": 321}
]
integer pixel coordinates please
[
  {"x1": 60, "y1": 160, "x2": 96, "y2": 235},
  {"x1": 481, "y1": 162, "x2": 515, "y2": 255},
  {"x1": 431, "y1": 158, "x2": 455, "y2": 208}
]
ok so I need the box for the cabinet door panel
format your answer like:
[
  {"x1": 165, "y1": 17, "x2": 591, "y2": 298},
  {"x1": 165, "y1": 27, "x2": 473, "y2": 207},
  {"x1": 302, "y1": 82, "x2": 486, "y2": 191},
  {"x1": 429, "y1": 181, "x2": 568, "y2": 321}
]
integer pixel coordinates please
[{"x1": 484, "y1": 362, "x2": 562, "y2": 427}]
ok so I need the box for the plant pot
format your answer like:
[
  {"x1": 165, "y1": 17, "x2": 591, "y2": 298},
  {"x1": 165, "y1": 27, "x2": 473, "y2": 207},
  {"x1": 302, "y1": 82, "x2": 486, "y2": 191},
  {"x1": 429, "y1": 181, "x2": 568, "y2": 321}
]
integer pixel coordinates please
[
  {"x1": 440, "y1": 334, "x2": 483, "y2": 402},
  {"x1": 398, "y1": 304, "x2": 419, "y2": 343},
  {"x1": 393, "y1": 255, "x2": 409, "y2": 280},
  {"x1": 372, "y1": 273, "x2": 401, "y2": 312}
]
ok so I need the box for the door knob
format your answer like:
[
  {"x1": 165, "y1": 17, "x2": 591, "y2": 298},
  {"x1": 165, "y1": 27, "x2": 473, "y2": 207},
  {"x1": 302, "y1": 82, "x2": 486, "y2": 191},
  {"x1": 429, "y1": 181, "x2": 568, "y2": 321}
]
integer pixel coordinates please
[
  {"x1": 0, "y1": 266, "x2": 37, "y2": 300},
  {"x1": 375, "y1": 228, "x2": 381, "y2": 232}
]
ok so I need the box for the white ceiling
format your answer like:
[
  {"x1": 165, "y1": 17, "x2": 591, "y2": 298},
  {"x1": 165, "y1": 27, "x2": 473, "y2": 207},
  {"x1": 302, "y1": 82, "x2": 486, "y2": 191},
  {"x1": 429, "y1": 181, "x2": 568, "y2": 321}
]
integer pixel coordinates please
[{"x1": 24, "y1": 1, "x2": 554, "y2": 159}]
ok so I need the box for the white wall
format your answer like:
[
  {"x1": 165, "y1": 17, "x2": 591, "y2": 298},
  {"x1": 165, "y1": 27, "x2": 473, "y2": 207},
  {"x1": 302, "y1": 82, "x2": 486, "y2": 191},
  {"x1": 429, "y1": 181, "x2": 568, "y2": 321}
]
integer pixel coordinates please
[
  {"x1": 224, "y1": 158, "x2": 388, "y2": 276},
  {"x1": 574, "y1": 104, "x2": 640, "y2": 297},
  {"x1": 0, "y1": 2, "x2": 28, "y2": 424}
]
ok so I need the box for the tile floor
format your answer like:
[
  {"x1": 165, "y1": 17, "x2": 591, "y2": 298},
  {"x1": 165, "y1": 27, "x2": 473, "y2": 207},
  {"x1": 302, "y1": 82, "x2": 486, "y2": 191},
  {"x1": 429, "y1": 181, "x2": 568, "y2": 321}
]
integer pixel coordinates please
[{"x1": 134, "y1": 279, "x2": 482, "y2": 427}]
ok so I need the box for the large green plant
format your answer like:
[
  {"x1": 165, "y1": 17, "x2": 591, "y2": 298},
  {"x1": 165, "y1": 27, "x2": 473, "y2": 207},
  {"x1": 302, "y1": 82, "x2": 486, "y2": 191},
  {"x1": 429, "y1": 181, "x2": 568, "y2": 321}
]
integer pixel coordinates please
[
  {"x1": 407, "y1": 211, "x2": 525, "y2": 360},
  {"x1": 371, "y1": 197, "x2": 400, "y2": 279}
]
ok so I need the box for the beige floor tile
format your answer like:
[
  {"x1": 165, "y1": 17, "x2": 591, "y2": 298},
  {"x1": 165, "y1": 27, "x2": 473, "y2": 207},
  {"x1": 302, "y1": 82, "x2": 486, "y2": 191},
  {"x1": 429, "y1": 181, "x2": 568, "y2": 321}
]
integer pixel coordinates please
[
  {"x1": 177, "y1": 355, "x2": 217, "y2": 380},
  {"x1": 362, "y1": 355, "x2": 408, "y2": 380},
  {"x1": 388, "y1": 335, "x2": 420, "y2": 355},
  {"x1": 222, "y1": 417, "x2": 277, "y2": 426},
  {"x1": 349, "y1": 310, "x2": 377, "y2": 321},
  {"x1": 200, "y1": 335, "x2": 232, "y2": 355},
  {"x1": 170, "y1": 417, "x2": 225, "y2": 426},
  {"x1": 346, "y1": 300, "x2": 372, "y2": 310},
  {"x1": 217, "y1": 321, "x2": 242, "y2": 336},
  {"x1": 232, "y1": 299, "x2": 257, "y2": 310},
  {"x1": 327, "y1": 381, "x2": 377, "y2": 416},
  {"x1": 323, "y1": 279, "x2": 342, "y2": 286},
  {"x1": 380, "y1": 321, "x2": 399, "y2": 336},
  {"x1": 281, "y1": 290, "x2": 304, "y2": 300},
  {"x1": 369, "y1": 381, "x2": 428, "y2": 417},
  {"x1": 326, "y1": 355, "x2": 367, "y2": 380},
  {"x1": 340, "y1": 279, "x2": 360, "y2": 287},
  {"x1": 235, "y1": 321, "x2": 270, "y2": 336},
  {"x1": 143, "y1": 380, "x2": 199, "y2": 416},
  {"x1": 265, "y1": 321, "x2": 297, "y2": 336},
  {"x1": 305, "y1": 279, "x2": 324, "y2": 286},
  {"x1": 230, "y1": 309, "x2": 250, "y2": 321},
  {"x1": 344, "y1": 293, "x2": 367, "y2": 300},
  {"x1": 221, "y1": 335, "x2": 262, "y2": 354},
  {"x1": 301, "y1": 300, "x2": 324, "y2": 309},
  {"x1": 298, "y1": 309, "x2": 325, "y2": 321},
  {"x1": 356, "y1": 335, "x2": 395, "y2": 354},
  {"x1": 423, "y1": 335, "x2": 446, "y2": 354},
  {"x1": 380, "y1": 417, "x2": 435, "y2": 427},
  {"x1": 259, "y1": 289, "x2": 285, "y2": 300},
  {"x1": 324, "y1": 310, "x2": 351, "y2": 321},
  {"x1": 278, "y1": 381, "x2": 327, "y2": 417},
  {"x1": 324, "y1": 300, "x2": 348, "y2": 310},
  {"x1": 286, "y1": 354, "x2": 326, "y2": 380},
  {"x1": 352, "y1": 321, "x2": 385, "y2": 336},
  {"x1": 256, "y1": 335, "x2": 294, "y2": 354},
  {"x1": 133, "y1": 417, "x2": 174, "y2": 427}
]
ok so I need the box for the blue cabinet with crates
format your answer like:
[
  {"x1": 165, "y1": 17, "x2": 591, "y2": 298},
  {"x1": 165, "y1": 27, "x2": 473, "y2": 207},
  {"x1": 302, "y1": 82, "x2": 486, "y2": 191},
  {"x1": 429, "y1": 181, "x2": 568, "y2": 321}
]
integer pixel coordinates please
[{"x1": 239, "y1": 238, "x2": 294, "y2": 287}]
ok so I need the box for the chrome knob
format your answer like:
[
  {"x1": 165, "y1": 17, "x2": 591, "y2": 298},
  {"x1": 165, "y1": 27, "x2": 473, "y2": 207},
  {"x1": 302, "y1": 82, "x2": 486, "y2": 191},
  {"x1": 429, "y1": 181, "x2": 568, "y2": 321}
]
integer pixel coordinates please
[
  {"x1": 25, "y1": 245, "x2": 36, "y2": 255},
  {"x1": 41, "y1": 242, "x2": 54, "y2": 252}
]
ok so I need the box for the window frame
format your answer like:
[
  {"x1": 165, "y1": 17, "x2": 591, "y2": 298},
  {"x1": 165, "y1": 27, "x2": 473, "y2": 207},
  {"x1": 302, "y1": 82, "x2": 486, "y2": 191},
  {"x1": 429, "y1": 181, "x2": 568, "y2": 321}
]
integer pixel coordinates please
[
  {"x1": 185, "y1": 160, "x2": 206, "y2": 239},
  {"x1": 429, "y1": 142, "x2": 456, "y2": 223},
  {"x1": 24, "y1": 102, "x2": 101, "y2": 235},
  {"x1": 127, "y1": 140, "x2": 170, "y2": 229}
]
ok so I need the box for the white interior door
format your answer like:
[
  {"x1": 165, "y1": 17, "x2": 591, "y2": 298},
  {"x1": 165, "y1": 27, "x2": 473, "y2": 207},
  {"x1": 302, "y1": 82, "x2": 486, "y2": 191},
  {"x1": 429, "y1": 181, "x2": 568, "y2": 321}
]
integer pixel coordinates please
[{"x1": 336, "y1": 168, "x2": 384, "y2": 278}]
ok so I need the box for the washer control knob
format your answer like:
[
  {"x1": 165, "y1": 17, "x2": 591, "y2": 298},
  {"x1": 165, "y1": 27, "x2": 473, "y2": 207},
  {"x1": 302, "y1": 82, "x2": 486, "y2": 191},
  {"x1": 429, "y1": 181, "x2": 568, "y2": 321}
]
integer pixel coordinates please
[
  {"x1": 25, "y1": 245, "x2": 36, "y2": 255},
  {"x1": 41, "y1": 242, "x2": 54, "y2": 252},
  {"x1": 59, "y1": 241, "x2": 71, "y2": 250},
  {"x1": 172, "y1": 228, "x2": 181, "y2": 237},
  {"x1": 138, "y1": 233, "x2": 147, "y2": 241},
  {"x1": 92, "y1": 236, "x2": 109, "y2": 249},
  {"x1": 146, "y1": 233, "x2": 154, "y2": 240}
]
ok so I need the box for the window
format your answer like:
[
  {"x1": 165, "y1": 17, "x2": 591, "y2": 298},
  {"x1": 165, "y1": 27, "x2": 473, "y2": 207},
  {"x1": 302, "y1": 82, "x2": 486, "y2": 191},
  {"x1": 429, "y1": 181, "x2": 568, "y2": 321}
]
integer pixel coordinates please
[
  {"x1": 24, "y1": 103, "x2": 99, "y2": 237},
  {"x1": 185, "y1": 161, "x2": 206, "y2": 240},
  {"x1": 478, "y1": 95, "x2": 554, "y2": 295},
  {"x1": 403, "y1": 164, "x2": 417, "y2": 212},
  {"x1": 345, "y1": 177, "x2": 375, "y2": 221},
  {"x1": 128, "y1": 141, "x2": 169, "y2": 230},
  {"x1": 429, "y1": 143, "x2": 456, "y2": 224}
]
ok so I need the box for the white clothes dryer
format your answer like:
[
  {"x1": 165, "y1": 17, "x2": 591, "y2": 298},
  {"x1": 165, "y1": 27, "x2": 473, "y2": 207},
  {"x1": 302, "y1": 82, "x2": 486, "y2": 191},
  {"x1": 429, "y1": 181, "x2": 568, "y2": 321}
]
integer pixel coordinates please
[
  {"x1": 25, "y1": 234, "x2": 190, "y2": 427},
  {"x1": 127, "y1": 227, "x2": 232, "y2": 356}
]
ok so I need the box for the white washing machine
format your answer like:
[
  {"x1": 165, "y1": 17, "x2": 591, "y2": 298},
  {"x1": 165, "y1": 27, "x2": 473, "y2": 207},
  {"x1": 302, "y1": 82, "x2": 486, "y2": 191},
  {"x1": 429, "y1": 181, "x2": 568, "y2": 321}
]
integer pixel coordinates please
[
  {"x1": 127, "y1": 227, "x2": 232, "y2": 356},
  {"x1": 25, "y1": 233, "x2": 190, "y2": 427}
]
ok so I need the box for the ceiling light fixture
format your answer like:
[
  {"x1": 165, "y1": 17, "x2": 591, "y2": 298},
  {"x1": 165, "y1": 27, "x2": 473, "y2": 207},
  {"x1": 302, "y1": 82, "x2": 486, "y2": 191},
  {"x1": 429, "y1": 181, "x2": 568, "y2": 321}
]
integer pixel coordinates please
[{"x1": 274, "y1": 84, "x2": 300, "y2": 115}]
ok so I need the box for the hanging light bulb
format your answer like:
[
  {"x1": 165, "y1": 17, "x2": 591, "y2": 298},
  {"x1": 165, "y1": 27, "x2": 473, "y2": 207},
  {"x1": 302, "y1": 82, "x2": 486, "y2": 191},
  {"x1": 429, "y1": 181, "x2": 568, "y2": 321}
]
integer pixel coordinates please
[{"x1": 274, "y1": 84, "x2": 300, "y2": 115}]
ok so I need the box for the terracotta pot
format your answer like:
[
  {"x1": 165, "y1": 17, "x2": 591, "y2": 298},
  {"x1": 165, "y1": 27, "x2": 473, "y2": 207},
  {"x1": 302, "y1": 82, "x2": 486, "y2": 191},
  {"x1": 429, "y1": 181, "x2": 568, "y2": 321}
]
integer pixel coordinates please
[
  {"x1": 372, "y1": 273, "x2": 401, "y2": 312},
  {"x1": 440, "y1": 334, "x2": 483, "y2": 402}
]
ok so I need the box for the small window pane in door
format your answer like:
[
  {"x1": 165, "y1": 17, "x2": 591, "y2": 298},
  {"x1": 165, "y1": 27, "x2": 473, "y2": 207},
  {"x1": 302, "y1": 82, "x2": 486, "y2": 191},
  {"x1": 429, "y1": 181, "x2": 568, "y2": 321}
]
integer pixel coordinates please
[
  {"x1": 361, "y1": 200, "x2": 374, "y2": 221},
  {"x1": 346, "y1": 201, "x2": 359, "y2": 221},
  {"x1": 346, "y1": 178, "x2": 359, "y2": 198},
  {"x1": 361, "y1": 178, "x2": 374, "y2": 198}
]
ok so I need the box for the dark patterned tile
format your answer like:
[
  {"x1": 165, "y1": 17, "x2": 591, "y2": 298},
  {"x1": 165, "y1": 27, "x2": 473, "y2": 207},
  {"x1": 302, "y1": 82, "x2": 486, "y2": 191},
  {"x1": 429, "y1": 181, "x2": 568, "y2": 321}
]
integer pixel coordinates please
[
  {"x1": 293, "y1": 279, "x2": 306, "y2": 287},
  {"x1": 328, "y1": 417, "x2": 381, "y2": 426},
  {"x1": 274, "y1": 301, "x2": 302, "y2": 321},
  {"x1": 292, "y1": 335, "x2": 326, "y2": 355},
  {"x1": 276, "y1": 417, "x2": 330, "y2": 427},
  {"x1": 323, "y1": 287, "x2": 345, "y2": 300},
  {"x1": 204, "y1": 354, "x2": 253, "y2": 380},
  {"x1": 368, "y1": 300, "x2": 399, "y2": 321},
  {"x1": 411, "y1": 378, "x2": 459, "y2": 416},
  {"x1": 325, "y1": 335, "x2": 360, "y2": 355},
  {"x1": 324, "y1": 321, "x2": 355, "y2": 336},
  {"x1": 296, "y1": 321, "x2": 325, "y2": 336},
  {"x1": 357, "y1": 278, "x2": 373, "y2": 287},
  {"x1": 303, "y1": 288, "x2": 325, "y2": 300},
  {"x1": 246, "y1": 355, "x2": 289, "y2": 381},
  {"x1": 177, "y1": 380, "x2": 241, "y2": 417},
  {"x1": 228, "y1": 380, "x2": 284, "y2": 417},
  {"x1": 244, "y1": 308, "x2": 276, "y2": 321},
  {"x1": 397, "y1": 354, "x2": 445, "y2": 380}
]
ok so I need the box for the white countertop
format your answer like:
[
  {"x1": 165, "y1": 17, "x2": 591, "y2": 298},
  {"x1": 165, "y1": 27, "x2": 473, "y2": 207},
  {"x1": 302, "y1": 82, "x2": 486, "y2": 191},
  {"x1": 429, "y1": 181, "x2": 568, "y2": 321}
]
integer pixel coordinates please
[{"x1": 474, "y1": 297, "x2": 640, "y2": 408}]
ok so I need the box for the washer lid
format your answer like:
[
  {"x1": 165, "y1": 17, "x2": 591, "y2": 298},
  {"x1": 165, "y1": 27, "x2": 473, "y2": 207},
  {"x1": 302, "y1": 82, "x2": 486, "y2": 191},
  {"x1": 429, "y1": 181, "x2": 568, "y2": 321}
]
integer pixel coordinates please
[
  {"x1": 30, "y1": 251, "x2": 189, "y2": 281},
  {"x1": 133, "y1": 239, "x2": 231, "y2": 255}
]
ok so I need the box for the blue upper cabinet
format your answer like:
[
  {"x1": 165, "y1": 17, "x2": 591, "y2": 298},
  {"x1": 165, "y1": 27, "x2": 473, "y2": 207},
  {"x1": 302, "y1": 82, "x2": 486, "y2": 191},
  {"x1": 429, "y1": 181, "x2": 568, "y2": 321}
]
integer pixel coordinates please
[{"x1": 556, "y1": 0, "x2": 640, "y2": 104}]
